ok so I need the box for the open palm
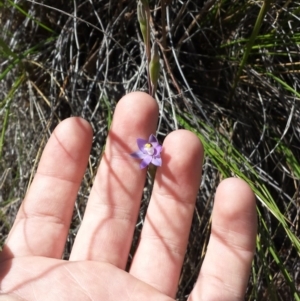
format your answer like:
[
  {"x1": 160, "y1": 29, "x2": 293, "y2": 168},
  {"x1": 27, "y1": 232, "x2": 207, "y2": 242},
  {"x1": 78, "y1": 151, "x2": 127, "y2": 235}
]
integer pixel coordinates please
[{"x1": 0, "y1": 92, "x2": 257, "y2": 301}]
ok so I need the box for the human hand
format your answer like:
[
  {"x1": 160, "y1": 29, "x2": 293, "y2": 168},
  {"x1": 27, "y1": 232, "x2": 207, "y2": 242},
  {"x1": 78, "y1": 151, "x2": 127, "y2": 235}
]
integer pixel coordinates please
[{"x1": 0, "y1": 92, "x2": 257, "y2": 301}]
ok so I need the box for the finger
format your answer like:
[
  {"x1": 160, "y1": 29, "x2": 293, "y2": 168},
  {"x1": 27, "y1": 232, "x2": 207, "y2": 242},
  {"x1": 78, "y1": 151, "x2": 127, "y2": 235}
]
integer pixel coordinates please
[
  {"x1": 130, "y1": 130, "x2": 203, "y2": 297},
  {"x1": 70, "y1": 92, "x2": 159, "y2": 268},
  {"x1": 0, "y1": 117, "x2": 92, "y2": 260},
  {"x1": 189, "y1": 178, "x2": 257, "y2": 301}
]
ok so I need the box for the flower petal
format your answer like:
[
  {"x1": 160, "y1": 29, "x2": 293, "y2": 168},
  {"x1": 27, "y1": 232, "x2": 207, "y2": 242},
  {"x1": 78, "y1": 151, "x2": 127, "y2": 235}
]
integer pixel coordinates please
[
  {"x1": 131, "y1": 134, "x2": 163, "y2": 168},
  {"x1": 151, "y1": 156, "x2": 162, "y2": 166},
  {"x1": 137, "y1": 138, "x2": 148, "y2": 151},
  {"x1": 130, "y1": 150, "x2": 145, "y2": 159},
  {"x1": 140, "y1": 155, "x2": 152, "y2": 169},
  {"x1": 149, "y1": 134, "x2": 158, "y2": 144},
  {"x1": 153, "y1": 145, "x2": 162, "y2": 155}
]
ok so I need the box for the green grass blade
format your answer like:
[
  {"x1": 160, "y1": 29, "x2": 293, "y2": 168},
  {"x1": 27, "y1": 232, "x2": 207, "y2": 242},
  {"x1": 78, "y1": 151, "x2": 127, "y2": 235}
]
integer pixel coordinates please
[
  {"x1": 177, "y1": 114, "x2": 300, "y2": 254},
  {"x1": 230, "y1": 0, "x2": 272, "y2": 99},
  {"x1": 0, "y1": 37, "x2": 56, "y2": 82},
  {"x1": 0, "y1": 75, "x2": 25, "y2": 159},
  {"x1": 0, "y1": 37, "x2": 18, "y2": 59},
  {"x1": 7, "y1": 0, "x2": 55, "y2": 33},
  {"x1": 266, "y1": 72, "x2": 300, "y2": 99}
]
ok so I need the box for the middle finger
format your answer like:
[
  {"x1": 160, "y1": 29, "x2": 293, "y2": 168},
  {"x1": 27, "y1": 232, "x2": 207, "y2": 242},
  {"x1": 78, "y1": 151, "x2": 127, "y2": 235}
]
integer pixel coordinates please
[{"x1": 70, "y1": 92, "x2": 158, "y2": 268}]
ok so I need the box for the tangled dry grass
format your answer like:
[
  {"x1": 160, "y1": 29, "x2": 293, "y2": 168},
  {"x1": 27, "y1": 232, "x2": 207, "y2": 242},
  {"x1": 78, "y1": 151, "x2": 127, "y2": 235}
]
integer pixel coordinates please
[{"x1": 0, "y1": 0, "x2": 299, "y2": 300}]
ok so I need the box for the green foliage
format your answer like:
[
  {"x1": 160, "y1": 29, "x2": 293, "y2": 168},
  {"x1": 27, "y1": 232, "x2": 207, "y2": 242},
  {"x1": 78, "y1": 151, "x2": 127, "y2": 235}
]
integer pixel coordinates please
[
  {"x1": 1, "y1": 0, "x2": 300, "y2": 299},
  {"x1": 149, "y1": 42, "x2": 160, "y2": 96},
  {"x1": 177, "y1": 114, "x2": 300, "y2": 299},
  {"x1": 6, "y1": 0, "x2": 54, "y2": 33},
  {"x1": 0, "y1": 75, "x2": 25, "y2": 159},
  {"x1": 231, "y1": 0, "x2": 273, "y2": 98},
  {"x1": 137, "y1": 1, "x2": 147, "y2": 45}
]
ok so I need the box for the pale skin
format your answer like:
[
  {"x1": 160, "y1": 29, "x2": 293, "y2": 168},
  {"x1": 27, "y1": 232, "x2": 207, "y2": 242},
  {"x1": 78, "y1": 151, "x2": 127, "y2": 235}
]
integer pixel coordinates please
[{"x1": 0, "y1": 92, "x2": 257, "y2": 301}]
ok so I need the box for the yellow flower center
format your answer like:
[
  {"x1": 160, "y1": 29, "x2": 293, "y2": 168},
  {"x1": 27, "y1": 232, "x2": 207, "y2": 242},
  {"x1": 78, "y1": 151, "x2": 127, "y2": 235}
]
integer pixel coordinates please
[{"x1": 144, "y1": 143, "x2": 154, "y2": 155}]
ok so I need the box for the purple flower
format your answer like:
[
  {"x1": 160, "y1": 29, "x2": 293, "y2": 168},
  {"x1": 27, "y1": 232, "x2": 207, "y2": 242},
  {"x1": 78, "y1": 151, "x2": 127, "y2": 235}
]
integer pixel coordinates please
[{"x1": 131, "y1": 134, "x2": 162, "y2": 169}]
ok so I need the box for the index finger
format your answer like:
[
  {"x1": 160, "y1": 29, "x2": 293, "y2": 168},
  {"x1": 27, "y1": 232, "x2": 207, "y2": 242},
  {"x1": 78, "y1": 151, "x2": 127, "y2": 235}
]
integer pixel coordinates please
[{"x1": 0, "y1": 117, "x2": 93, "y2": 260}]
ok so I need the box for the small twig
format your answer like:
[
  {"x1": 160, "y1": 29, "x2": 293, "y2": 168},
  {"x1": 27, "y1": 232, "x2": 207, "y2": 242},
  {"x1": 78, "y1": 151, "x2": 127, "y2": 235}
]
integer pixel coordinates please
[
  {"x1": 161, "y1": 0, "x2": 167, "y2": 50},
  {"x1": 177, "y1": 0, "x2": 219, "y2": 49},
  {"x1": 146, "y1": 7, "x2": 152, "y2": 96},
  {"x1": 137, "y1": 0, "x2": 152, "y2": 95}
]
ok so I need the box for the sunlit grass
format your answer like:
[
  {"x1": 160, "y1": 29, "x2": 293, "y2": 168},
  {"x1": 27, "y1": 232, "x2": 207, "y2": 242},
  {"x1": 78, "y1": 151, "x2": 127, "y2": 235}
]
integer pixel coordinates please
[
  {"x1": 178, "y1": 114, "x2": 300, "y2": 299},
  {"x1": 0, "y1": 0, "x2": 299, "y2": 300}
]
